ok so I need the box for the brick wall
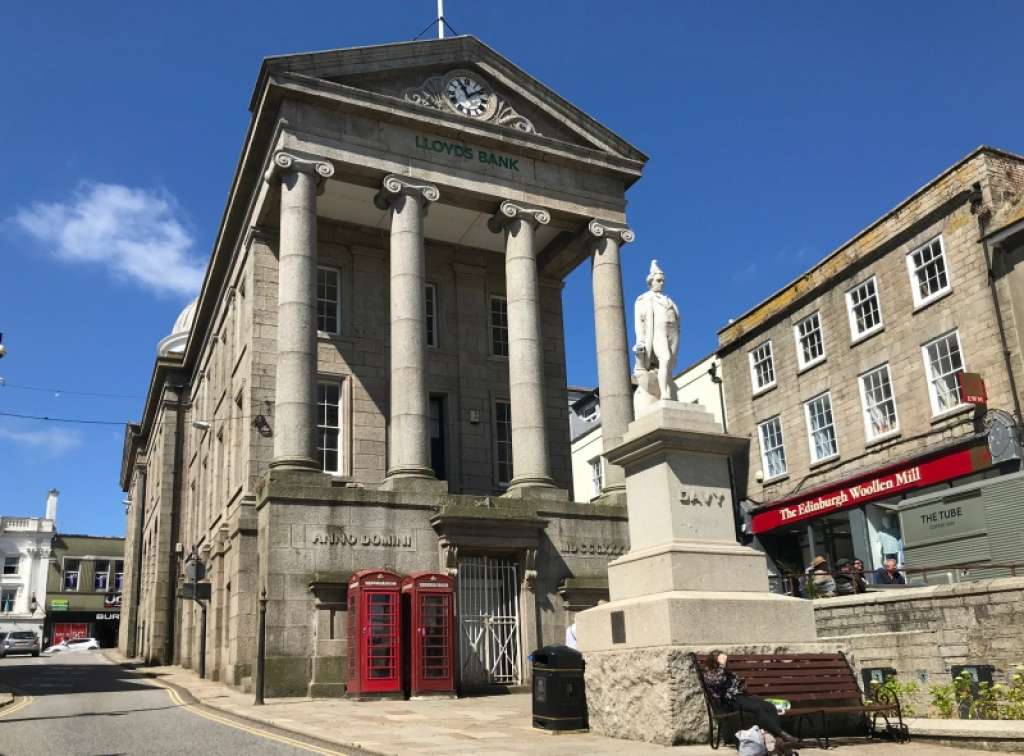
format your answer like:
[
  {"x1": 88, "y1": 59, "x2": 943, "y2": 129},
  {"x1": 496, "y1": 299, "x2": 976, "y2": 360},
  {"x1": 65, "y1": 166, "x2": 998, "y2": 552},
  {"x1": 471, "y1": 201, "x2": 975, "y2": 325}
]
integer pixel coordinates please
[{"x1": 814, "y1": 577, "x2": 1024, "y2": 712}]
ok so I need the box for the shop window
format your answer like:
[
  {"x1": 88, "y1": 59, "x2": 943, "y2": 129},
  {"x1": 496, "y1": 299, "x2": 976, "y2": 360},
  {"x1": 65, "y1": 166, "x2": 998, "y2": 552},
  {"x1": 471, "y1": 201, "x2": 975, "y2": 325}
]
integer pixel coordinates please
[
  {"x1": 490, "y1": 296, "x2": 509, "y2": 357},
  {"x1": 794, "y1": 312, "x2": 825, "y2": 370},
  {"x1": 846, "y1": 276, "x2": 883, "y2": 341},
  {"x1": 425, "y1": 283, "x2": 439, "y2": 348},
  {"x1": 63, "y1": 559, "x2": 81, "y2": 591},
  {"x1": 859, "y1": 364, "x2": 899, "y2": 441},
  {"x1": 495, "y1": 400, "x2": 513, "y2": 485},
  {"x1": 907, "y1": 236, "x2": 950, "y2": 307},
  {"x1": 805, "y1": 392, "x2": 838, "y2": 463},
  {"x1": 316, "y1": 266, "x2": 341, "y2": 334},
  {"x1": 590, "y1": 457, "x2": 604, "y2": 497},
  {"x1": 923, "y1": 331, "x2": 965, "y2": 415},
  {"x1": 94, "y1": 560, "x2": 110, "y2": 591},
  {"x1": 2, "y1": 556, "x2": 19, "y2": 576},
  {"x1": 317, "y1": 381, "x2": 342, "y2": 474},
  {"x1": 757, "y1": 416, "x2": 787, "y2": 480},
  {"x1": 0, "y1": 588, "x2": 15, "y2": 613},
  {"x1": 748, "y1": 340, "x2": 776, "y2": 394}
]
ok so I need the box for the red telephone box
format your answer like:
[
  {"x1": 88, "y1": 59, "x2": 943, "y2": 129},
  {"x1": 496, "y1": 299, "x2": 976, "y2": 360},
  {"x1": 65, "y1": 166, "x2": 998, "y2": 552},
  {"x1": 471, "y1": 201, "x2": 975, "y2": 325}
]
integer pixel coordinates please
[
  {"x1": 401, "y1": 572, "x2": 456, "y2": 698},
  {"x1": 346, "y1": 569, "x2": 403, "y2": 699}
]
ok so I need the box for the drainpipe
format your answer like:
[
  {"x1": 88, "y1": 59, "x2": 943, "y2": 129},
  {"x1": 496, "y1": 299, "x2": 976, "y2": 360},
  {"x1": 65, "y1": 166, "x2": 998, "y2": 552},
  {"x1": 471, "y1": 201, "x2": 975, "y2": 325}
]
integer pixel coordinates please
[
  {"x1": 128, "y1": 468, "x2": 146, "y2": 658},
  {"x1": 164, "y1": 385, "x2": 186, "y2": 664},
  {"x1": 972, "y1": 184, "x2": 1024, "y2": 426},
  {"x1": 709, "y1": 361, "x2": 745, "y2": 542}
]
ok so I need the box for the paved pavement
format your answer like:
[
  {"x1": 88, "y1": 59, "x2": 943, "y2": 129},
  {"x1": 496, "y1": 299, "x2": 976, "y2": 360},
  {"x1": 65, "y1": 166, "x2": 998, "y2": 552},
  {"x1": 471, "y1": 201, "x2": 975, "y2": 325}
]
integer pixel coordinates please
[
  {"x1": 0, "y1": 652, "x2": 352, "y2": 755},
  {"x1": 114, "y1": 652, "x2": 995, "y2": 756}
]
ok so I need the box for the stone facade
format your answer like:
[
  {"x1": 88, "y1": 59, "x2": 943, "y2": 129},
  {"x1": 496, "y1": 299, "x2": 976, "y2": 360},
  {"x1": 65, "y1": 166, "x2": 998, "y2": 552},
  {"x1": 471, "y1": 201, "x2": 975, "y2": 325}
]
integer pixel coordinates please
[
  {"x1": 814, "y1": 576, "x2": 1024, "y2": 715},
  {"x1": 0, "y1": 496, "x2": 54, "y2": 638},
  {"x1": 717, "y1": 147, "x2": 1024, "y2": 571},
  {"x1": 119, "y1": 36, "x2": 646, "y2": 696}
]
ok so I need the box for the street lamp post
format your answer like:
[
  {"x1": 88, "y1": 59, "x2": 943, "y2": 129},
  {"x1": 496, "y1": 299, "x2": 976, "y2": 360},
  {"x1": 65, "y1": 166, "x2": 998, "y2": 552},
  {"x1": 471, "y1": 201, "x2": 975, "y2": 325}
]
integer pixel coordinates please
[
  {"x1": 185, "y1": 545, "x2": 208, "y2": 679},
  {"x1": 254, "y1": 587, "x2": 267, "y2": 705}
]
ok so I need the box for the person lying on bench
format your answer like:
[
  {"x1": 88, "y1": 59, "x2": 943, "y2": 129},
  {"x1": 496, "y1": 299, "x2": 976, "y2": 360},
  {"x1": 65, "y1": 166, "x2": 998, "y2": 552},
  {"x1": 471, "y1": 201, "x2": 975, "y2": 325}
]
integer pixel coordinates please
[{"x1": 701, "y1": 650, "x2": 799, "y2": 752}]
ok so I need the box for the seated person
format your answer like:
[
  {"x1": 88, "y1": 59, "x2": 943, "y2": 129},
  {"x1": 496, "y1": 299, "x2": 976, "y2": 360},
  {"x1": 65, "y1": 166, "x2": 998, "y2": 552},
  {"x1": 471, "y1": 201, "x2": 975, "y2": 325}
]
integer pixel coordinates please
[
  {"x1": 851, "y1": 558, "x2": 868, "y2": 593},
  {"x1": 874, "y1": 557, "x2": 907, "y2": 585},
  {"x1": 808, "y1": 555, "x2": 836, "y2": 597},
  {"x1": 834, "y1": 558, "x2": 857, "y2": 595},
  {"x1": 700, "y1": 650, "x2": 798, "y2": 753}
]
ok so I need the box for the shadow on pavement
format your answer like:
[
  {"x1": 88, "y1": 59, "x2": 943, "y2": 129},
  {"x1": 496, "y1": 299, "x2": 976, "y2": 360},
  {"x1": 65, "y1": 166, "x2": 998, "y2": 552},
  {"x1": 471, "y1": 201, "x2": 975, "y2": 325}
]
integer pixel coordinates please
[
  {"x1": 1, "y1": 702, "x2": 184, "y2": 726},
  {"x1": 0, "y1": 657, "x2": 158, "y2": 697}
]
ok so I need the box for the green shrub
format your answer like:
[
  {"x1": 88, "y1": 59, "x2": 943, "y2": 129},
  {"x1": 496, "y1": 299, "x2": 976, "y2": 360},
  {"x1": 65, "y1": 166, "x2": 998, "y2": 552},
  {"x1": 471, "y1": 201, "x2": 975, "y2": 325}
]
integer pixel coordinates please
[
  {"x1": 928, "y1": 666, "x2": 1024, "y2": 720},
  {"x1": 869, "y1": 675, "x2": 920, "y2": 717}
]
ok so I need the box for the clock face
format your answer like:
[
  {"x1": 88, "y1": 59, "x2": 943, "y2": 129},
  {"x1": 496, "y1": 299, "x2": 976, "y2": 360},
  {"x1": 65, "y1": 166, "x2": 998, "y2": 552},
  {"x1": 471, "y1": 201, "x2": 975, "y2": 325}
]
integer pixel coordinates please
[{"x1": 444, "y1": 74, "x2": 492, "y2": 118}]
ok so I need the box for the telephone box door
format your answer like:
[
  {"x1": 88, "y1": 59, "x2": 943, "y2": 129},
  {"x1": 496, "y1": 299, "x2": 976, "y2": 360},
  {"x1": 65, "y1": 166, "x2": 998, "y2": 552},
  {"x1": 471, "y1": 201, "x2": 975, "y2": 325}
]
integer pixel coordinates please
[
  {"x1": 402, "y1": 572, "x2": 456, "y2": 697},
  {"x1": 346, "y1": 569, "x2": 403, "y2": 698}
]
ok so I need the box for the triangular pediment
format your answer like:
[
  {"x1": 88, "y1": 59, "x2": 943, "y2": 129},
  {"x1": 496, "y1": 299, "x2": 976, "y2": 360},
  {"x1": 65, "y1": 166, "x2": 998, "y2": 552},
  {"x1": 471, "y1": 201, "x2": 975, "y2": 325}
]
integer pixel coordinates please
[{"x1": 255, "y1": 36, "x2": 646, "y2": 164}]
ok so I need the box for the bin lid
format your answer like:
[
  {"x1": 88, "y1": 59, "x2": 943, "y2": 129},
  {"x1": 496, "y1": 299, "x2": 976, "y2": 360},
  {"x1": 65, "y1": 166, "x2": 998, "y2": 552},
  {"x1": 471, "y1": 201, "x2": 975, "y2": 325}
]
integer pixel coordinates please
[{"x1": 530, "y1": 644, "x2": 584, "y2": 669}]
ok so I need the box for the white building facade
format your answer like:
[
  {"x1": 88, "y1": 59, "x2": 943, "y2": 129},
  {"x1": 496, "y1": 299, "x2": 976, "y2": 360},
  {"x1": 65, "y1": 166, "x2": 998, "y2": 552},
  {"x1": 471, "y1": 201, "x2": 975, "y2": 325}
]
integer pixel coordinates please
[{"x1": 0, "y1": 490, "x2": 57, "y2": 637}]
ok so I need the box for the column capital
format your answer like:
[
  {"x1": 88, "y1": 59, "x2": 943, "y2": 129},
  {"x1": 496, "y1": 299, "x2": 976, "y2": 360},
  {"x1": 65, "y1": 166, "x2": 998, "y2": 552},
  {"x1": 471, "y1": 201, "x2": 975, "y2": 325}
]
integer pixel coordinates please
[
  {"x1": 263, "y1": 151, "x2": 335, "y2": 192},
  {"x1": 487, "y1": 200, "x2": 550, "y2": 233},
  {"x1": 588, "y1": 219, "x2": 635, "y2": 245},
  {"x1": 373, "y1": 174, "x2": 440, "y2": 210}
]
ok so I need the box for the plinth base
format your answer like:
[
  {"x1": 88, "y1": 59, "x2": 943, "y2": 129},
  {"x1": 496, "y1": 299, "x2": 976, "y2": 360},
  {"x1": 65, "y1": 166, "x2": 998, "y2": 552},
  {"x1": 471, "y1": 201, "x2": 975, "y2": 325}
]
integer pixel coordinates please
[
  {"x1": 577, "y1": 589, "x2": 816, "y2": 652},
  {"x1": 583, "y1": 642, "x2": 845, "y2": 746}
]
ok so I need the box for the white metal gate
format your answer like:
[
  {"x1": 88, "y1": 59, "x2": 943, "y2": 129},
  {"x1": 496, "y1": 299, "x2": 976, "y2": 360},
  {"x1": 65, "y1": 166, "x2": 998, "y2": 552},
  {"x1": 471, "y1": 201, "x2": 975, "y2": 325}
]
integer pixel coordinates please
[{"x1": 457, "y1": 556, "x2": 522, "y2": 686}]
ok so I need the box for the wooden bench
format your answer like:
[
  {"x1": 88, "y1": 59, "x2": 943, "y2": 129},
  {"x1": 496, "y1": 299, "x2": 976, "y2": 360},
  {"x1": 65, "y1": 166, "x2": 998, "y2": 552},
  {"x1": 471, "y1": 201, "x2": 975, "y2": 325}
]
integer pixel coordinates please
[{"x1": 691, "y1": 652, "x2": 907, "y2": 749}]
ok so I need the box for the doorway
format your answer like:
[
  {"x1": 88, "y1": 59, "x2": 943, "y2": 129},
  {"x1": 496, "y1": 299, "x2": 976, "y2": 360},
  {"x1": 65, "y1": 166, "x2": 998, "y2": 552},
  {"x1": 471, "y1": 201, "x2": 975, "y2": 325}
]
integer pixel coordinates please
[
  {"x1": 457, "y1": 556, "x2": 521, "y2": 687},
  {"x1": 429, "y1": 396, "x2": 446, "y2": 481}
]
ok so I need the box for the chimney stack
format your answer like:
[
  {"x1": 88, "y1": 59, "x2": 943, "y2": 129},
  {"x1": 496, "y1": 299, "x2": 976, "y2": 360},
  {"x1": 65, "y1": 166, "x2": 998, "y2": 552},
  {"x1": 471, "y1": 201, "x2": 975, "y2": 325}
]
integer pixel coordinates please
[{"x1": 45, "y1": 489, "x2": 59, "y2": 523}]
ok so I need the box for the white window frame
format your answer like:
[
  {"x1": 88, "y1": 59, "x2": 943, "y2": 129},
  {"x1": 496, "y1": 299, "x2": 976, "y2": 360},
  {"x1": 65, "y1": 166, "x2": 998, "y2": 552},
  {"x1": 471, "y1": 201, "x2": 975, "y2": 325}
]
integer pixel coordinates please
[
  {"x1": 490, "y1": 296, "x2": 509, "y2": 357},
  {"x1": 748, "y1": 340, "x2": 776, "y2": 395},
  {"x1": 425, "y1": 283, "x2": 439, "y2": 348},
  {"x1": 494, "y1": 399, "x2": 513, "y2": 486},
  {"x1": 2, "y1": 556, "x2": 19, "y2": 576},
  {"x1": 0, "y1": 588, "x2": 16, "y2": 613},
  {"x1": 589, "y1": 457, "x2": 604, "y2": 497},
  {"x1": 114, "y1": 561, "x2": 125, "y2": 591},
  {"x1": 922, "y1": 330, "x2": 967, "y2": 416},
  {"x1": 845, "y1": 275, "x2": 884, "y2": 342},
  {"x1": 858, "y1": 363, "x2": 900, "y2": 442},
  {"x1": 317, "y1": 380, "x2": 343, "y2": 475},
  {"x1": 757, "y1": 416, "x2": 787, "y2": 481},
  {"x1": 316, "y1": 266, "x2": 341, "y2": 335},
  {"x1": 804, "y1": 392, "x2": 839, "y2": 464},
  {"x1": 793, "y1": 312, "x2": 826, "y2": 371},
  {"x1": 94, "y1": 560, "x2": 110, "y2": 592},
  {"x1": 63, "y1": 559, "x2": 81, "y2": 592},
  {"x1": 906, "y1": 236, "x2": 951, "y2": 309}
]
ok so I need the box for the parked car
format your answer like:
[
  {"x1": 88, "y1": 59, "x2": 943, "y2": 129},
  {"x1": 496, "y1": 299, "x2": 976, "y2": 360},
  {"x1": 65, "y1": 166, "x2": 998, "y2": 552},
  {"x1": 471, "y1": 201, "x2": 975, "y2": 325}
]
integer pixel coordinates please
[
  {"x1": 0, "y1": 631, "x2": 41, "y2": 657},
  {"x1": 44, "y1": 637, "x2": 100, "y2": 654}
]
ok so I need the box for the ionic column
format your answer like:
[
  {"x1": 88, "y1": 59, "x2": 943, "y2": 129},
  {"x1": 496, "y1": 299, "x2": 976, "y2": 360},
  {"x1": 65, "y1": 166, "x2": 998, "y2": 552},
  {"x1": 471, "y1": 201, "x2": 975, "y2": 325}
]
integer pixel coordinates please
[
  {"x1": 588, "y1": 219, "x2": 635, "y2": 499},
  {"x1": 489, "y1": 201, "x2": 556, "y2": 494},
  {"x1": 375, "y1": 174, "x2": 441, "y2": 486},
  {"x1": 263, "y1": 151, "x2": 335, "y2": 469}
]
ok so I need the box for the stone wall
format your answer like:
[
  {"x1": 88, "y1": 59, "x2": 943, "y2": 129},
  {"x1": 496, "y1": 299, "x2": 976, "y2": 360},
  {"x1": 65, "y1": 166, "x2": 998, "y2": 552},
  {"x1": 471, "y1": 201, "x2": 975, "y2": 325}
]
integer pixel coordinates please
[{"x1": 814, "y1": 577, "x2": 1024, "y2": 713}]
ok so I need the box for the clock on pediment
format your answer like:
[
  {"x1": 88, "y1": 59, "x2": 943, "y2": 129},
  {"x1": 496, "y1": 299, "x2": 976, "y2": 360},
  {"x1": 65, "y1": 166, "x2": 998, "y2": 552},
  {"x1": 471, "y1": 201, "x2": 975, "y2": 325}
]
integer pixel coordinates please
[{"x1": 403, "y1": 69, "x2": 538, "y2": 134}]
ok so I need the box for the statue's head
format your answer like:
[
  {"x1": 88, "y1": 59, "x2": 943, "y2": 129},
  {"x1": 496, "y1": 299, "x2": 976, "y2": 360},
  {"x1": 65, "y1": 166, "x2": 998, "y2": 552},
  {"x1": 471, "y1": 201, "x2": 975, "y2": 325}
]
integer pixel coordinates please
[{"x1": 646, "y1": 259, "x2": 665, "y2": 292}]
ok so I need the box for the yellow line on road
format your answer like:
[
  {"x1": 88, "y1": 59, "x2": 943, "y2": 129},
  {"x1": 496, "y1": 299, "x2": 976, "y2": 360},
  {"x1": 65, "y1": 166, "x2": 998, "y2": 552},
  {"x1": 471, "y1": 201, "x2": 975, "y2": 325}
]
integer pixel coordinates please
[
  {"x1": 0, "y1": 695, "x2": 34, "y2": 719},
  {"x1": 151, "y1": 682, "x2": 346, "y2": 755}
]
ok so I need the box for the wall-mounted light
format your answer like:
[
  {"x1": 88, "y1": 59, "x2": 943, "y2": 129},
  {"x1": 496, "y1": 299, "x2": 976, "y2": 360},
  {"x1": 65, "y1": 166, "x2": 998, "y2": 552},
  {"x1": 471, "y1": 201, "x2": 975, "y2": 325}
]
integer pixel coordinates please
[
  {"x1": 252, "y1": 415, "x2": 272, "y2": 437},
  {"x1": 192, "y1": 420, "x2": 211, "y2": 432}
]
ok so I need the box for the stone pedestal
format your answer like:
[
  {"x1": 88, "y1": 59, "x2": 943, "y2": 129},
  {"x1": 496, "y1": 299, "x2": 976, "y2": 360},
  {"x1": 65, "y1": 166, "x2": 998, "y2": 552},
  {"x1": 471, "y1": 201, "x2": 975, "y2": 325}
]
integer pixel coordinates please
[{"x1": 576, "y1": 400, "x2": 818, "y2": 745}]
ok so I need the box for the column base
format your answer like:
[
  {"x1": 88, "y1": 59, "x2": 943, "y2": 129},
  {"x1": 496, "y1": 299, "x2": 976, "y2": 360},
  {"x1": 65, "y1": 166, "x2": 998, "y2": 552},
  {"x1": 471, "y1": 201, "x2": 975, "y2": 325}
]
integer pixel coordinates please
[
  {"x1": 591, "y1": 487, "x2": 627, "y2": 507},
  {"x1": 268, "y1": 456, "x2": 321, "y2": 472},
  {"x1": 380, "y1": 468, "x2": 448, "y2": 494},
  {"x1": 503, "y1": 477, "x2": 568, "y2": 501}
]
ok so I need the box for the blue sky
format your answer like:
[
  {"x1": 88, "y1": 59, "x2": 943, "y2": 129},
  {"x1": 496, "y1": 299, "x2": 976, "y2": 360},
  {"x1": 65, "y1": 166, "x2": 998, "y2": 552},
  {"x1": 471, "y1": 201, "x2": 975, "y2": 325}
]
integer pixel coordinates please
[{"x1": 2, "y1": 2, "x2": 1023, "y2": 536}]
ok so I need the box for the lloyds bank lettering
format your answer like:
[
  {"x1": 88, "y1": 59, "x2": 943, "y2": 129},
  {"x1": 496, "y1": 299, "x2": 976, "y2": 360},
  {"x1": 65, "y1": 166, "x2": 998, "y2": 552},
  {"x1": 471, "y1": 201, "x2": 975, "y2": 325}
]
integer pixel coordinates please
[{"x1": 414, "y1": 135, "x2": 520, "y2": 172}]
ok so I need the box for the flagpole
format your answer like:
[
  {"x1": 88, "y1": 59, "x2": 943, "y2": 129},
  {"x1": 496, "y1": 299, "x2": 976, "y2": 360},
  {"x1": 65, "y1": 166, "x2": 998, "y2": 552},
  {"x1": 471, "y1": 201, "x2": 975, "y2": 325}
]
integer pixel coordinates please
[{"x1": 437, "y1": 0, "x2": 444, "y2": 39}]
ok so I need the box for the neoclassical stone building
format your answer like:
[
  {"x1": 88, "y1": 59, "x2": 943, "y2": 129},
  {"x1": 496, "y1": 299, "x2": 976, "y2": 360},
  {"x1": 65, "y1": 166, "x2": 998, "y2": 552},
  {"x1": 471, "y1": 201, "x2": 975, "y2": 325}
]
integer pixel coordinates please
[{"x1": 119, "y1": 36, "x2": 648, "y2": 695}]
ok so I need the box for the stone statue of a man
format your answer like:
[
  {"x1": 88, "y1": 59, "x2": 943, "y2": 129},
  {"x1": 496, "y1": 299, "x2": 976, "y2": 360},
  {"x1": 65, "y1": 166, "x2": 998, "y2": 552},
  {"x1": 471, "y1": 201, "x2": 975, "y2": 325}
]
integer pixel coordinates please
[{"x1": 633, "y1": 260, "x2": 680, "y2": 409}]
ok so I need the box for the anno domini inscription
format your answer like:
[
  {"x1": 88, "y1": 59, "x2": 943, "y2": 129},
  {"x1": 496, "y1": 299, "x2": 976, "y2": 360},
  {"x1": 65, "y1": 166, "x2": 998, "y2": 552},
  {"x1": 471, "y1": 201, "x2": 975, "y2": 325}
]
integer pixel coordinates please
[{"x1": 309, "y1": 527, "x2": 413, "y2": 549}]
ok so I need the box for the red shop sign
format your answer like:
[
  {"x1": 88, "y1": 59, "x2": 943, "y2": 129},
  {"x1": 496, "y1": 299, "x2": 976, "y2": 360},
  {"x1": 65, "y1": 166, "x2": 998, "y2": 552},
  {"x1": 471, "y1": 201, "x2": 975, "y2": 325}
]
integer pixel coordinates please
[
  {"x1": 751, "y1": 445, "x2": 992, "y2": 534},
  {"x1": 958, "y1": 372, "x2": 987, "y2": 407}
]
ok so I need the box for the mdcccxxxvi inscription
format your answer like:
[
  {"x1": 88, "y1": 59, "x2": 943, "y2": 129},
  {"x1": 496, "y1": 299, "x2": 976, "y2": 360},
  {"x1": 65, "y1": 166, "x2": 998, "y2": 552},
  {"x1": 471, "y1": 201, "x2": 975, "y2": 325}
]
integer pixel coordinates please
[
  {"x1": 310, "y1": 529, "x2": 413, "y2": 549},
  {"x1": 560, "y1": 540, "x2": 627, "y2": 557}
]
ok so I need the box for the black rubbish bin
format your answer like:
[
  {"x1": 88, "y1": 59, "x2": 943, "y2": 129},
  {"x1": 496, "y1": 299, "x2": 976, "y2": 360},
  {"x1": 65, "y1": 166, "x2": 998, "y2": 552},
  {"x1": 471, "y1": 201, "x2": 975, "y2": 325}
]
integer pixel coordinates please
[{"x1": 530, "y1": 644, "x2": 588, "y2": 732}]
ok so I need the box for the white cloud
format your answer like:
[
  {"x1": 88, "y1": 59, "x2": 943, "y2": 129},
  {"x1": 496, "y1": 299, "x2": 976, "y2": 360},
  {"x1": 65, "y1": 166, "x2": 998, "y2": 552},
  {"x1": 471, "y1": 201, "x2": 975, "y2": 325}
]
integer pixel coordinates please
[
  {"x1": 13, "y1": 182, "x2": 205, "y2": 296},
  {"x1": 0, "y1": 424, "x2": 82, "y2": 454}
]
